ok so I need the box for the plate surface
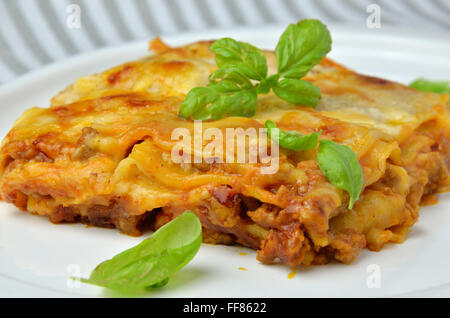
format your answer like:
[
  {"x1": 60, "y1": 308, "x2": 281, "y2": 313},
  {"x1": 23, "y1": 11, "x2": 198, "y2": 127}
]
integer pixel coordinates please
[{"x1": 0, "y1": 24, "x2": 450, "y2": 298}]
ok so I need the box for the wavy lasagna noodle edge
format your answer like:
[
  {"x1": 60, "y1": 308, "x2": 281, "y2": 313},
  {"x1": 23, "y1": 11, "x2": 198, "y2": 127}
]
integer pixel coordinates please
[{"x1": 0, "y1": 39, "x2": 449, "y2": 267}]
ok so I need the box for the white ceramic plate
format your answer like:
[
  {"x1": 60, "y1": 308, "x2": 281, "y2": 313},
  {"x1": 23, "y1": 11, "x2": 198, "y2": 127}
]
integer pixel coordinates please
[{"x1": 1, "y1": 24, "x2": 450, "y2": 298}]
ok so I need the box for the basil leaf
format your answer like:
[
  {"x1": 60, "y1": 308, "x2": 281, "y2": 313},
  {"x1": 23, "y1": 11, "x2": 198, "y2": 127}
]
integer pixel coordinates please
[
  {"x1": 257, "y1": 74, "x2": 280, "y2": 94},
  {"x1": 210, "y1": 38, "x2": 268, "y2": 81},
  {"x1": 209, "y1": 68, "x2": 253, "y2": 90},
  {"x1": 265, "y1": 120, "x2": 320, "y2": 151},
  {"x1": 317, "y1": 139, "x2": 363, "y2": 209},
  {"x1": 194, "y1": 89, "x2": 258, "y2": 120},
  {"x1": 276, "y1": 19, "x2": 331, "y2": 79},
  {"x1": 189, "y1": 80, "x2": 258, "y2": 120},
  {"x1": 272, "y1": 78, "x2": 321, "y2": 107},
  {"x1": 179, "y1": 86, "x2": 220, "y2": 119},
  {"x1": 79, "y1": 211, "x2": 202, "y2": 291},
  {"x1": 179, "y1": 71, "x2": 258, "y2": 120},
  {"x1": 409, "y1": 78, "x2": 450, "y2": 94}
]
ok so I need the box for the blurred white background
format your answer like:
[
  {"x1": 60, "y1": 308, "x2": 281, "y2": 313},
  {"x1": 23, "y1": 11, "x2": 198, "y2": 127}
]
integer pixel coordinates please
[{"x1": 0, "y1": 0, "x2": 449, "y2": 84}]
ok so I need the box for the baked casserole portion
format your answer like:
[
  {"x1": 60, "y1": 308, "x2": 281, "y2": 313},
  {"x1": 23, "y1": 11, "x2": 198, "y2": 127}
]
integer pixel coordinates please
[{"x1": 0, "y1": 39, "x2": 448, "y2": 266}]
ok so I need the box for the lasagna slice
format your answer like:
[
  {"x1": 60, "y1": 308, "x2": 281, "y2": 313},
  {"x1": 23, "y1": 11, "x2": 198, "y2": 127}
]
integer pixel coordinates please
[{"x1": 0, "y1": 39, "x2": 448, "y2": 266}]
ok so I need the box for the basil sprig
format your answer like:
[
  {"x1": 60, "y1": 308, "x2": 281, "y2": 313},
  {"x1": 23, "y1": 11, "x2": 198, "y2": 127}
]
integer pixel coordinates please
[
  {"x1": 409, "y1": 78, "x2": 450, "y2": 94},
  {"x1": 78, "y1": 211, "x2": 202, "y2": 291},
  {"x1": 179, "y1": 19, "x2": 331, "y2": 120},
  {"x1": 264, "y1": 121, "x2": 363, "y2": 209}
]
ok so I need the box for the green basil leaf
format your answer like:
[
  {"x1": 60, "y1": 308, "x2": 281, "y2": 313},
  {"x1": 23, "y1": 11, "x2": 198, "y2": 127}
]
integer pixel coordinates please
[
  {"x1": 193, "y1": 85, "x2": 258, "y2": 120},
  {"x1": 272, "y1": 78, "x2": 321, "y2": 107},
  {"x1": 209, "y1": 68, "x2": 254, "y2": 90},
  {"x1": 210, "y1": 38, "x2": 268, "y2": 80},
  {"x1": 257, "y1": 74, "x2": 280, "y2": 94},
  {"x1": 317, "y1": 139, "x2": 363, "y2": 209},
  {"x1": 264, "y1": 120, "x2": 320, "y2": 151},
  {"x1": 79, "y1": 211, "x2": 202, "y2": 291},
  {"x1": 179, "y1": 86, "x2": 220, "y2": 119},
  {"x1": 179, "y1": 78, "x2": 258, "y2": 120},
  {"x1": 409, "y1": 78, "x2": 450, "y2": 94},
  {"x1": 275, "y1": 19, "x2": 331, "y2": 79},
  {"x1": 148, "y1": 277, "x2": 170, "y2": 289}
]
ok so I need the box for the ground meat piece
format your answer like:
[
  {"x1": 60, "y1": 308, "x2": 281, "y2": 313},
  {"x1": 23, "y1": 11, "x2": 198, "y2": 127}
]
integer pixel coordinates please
[
  {"x1": 327, "y1": 229, "x2": 366, "y2": 264},
  {"x1": 257, "y1": 224, "x2": 310, "y2": 266}
]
